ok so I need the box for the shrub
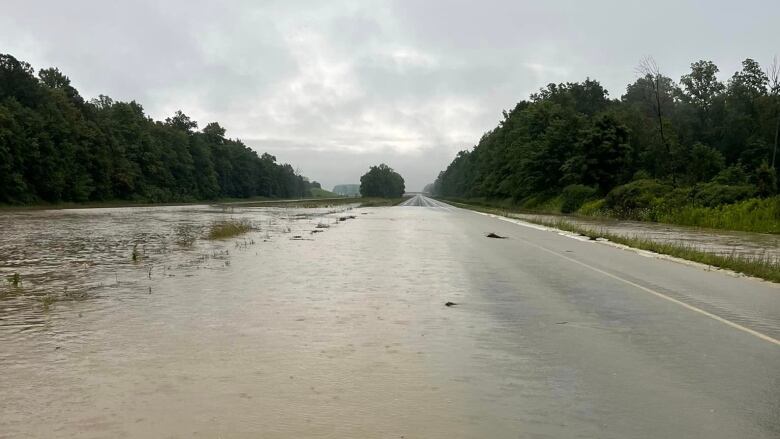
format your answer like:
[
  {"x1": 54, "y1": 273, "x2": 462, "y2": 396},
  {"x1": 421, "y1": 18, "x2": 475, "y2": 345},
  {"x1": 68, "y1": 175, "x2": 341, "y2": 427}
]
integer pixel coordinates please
[
  {"x1": 604, "y1": 179, "x2": 672, "y2": 212},
  {"x1": 690, "y1": 183, "x2": 755, "y2": 207},
  {"x1": 561, "y1": 184, "x2": 597, "y2": 213},
  {"x1": 578, "y1": 199, "x2": 606, "y2": 215}
]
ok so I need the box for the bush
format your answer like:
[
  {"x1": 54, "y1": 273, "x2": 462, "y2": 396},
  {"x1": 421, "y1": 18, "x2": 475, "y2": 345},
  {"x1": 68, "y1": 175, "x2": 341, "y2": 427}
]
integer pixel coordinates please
[
  {"x1": 604, "y1": 179, "x2": 673, "y2": 212},
  {"x1": 690, "y1": 183, "x2": 755, "y2": 207},
  {"x1": 713, "y1": 165, "x2": 748, "y2": 185},
  {"x1": 561, "y1": 184, "x2": 597, "y2": 213},
  {"x1": 578, "y1": 199, "x2": 606, "y2": 215}
]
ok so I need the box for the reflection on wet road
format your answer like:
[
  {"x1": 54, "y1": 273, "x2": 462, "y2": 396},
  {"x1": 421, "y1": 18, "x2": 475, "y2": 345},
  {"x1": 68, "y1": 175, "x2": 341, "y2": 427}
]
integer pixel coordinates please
[{"x1": 1, "y1": 199, "x2": 778, "y2": 438}]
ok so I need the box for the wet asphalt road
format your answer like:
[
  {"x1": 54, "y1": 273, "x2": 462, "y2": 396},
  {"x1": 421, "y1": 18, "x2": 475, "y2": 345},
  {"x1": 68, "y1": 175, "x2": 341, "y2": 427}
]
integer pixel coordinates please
[{"x1": 399, "y1": 194, "x2": 780, "y2": 438}]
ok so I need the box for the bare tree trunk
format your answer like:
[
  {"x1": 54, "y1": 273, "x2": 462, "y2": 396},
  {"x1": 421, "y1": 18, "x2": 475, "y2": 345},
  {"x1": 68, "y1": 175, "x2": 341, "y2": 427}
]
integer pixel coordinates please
[
  {"x1": 768, "y1": 56, "x2": 780, "y2": 169},
  {"x1": 639, "y1": 57, "x2": 675, "y2": 184},
  {"x1": 773, "y1": 115, "x2": 779, "y2": 168}
]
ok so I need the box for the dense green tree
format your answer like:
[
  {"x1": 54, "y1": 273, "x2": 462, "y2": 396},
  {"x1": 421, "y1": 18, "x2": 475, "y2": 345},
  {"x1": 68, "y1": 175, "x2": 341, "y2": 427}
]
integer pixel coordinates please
[
  {"x1": 0, "y1": 53, "x2": 315, "y2": 204},
  {"x1": 435, "y1": 57, "x2": 779, "y2": 211},
  {"x1": 360, "y1": 164, "x2": 405, "y2": 198},
  {"x1": 562, "y1": 114, "x2": 631, "y2": 192}
]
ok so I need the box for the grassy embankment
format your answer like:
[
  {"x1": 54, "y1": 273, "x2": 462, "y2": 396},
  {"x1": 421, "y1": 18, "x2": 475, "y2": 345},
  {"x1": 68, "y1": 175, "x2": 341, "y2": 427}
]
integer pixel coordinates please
[
  {"x1": 441, "y1": 199, "x2": 780, "y2": 283},
  {"x1": 441, "y1": 193, "x2": 779, "y2": 234},
  {"x1": 309, "y1": 187, "x2": 340, "y2": 198}
]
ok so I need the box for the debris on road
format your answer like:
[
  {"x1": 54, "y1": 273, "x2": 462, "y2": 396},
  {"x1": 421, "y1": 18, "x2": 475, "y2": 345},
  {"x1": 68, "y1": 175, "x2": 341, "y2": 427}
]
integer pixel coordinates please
[
  {"x1": 445, "y1": 301, "x2": 457, "y2": 307},
  {"x1": 486, "y1": 233, "x2": 507, "y2": 239}
]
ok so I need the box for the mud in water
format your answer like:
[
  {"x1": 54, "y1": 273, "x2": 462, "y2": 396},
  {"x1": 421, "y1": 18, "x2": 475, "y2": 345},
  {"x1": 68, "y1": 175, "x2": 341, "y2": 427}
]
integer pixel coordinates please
[
  {"x1": 0, "y1": 204, "x2": 513, "y2": 438},
  {"x1": 2, "y1": 204, "x2": 777, "y2": 438}
]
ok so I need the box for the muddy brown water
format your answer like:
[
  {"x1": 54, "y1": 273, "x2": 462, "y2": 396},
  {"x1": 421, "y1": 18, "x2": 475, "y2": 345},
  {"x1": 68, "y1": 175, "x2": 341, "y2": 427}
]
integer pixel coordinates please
[
  {"x1": 1, "y1": 203, "x2": 777, "y2": 438},
  {"x1": 507, "y1": 212, "x2": 780, "y2": 262},
  {"x1": 2, "y1": 204, "x2": 489, "y2": 438}
]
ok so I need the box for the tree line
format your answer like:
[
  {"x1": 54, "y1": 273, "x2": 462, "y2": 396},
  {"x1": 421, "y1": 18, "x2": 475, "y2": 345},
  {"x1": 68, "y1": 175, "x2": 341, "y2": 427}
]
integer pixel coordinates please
[
  {"x1": 433, "y1": 57, "x2": 779, "y2": 214},
  {"x1": 0, "y1": 53, "x2": 314, "y2": 204}
]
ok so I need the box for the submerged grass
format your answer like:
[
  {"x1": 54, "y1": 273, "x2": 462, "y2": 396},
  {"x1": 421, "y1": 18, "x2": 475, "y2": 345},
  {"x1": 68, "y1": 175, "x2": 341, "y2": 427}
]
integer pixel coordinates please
[
  {"x1": 207, "y1": 219, "x2": 253, "y2": 240},
  {"x1": 174, "y1": 224, "x2": 198, "y2": 246},
  {"x1": 7, "y1": 273, "x2": 21, "y2": 287},
  {"x1": 444, "y1": 200, "x2": 780, "y2": 283}
]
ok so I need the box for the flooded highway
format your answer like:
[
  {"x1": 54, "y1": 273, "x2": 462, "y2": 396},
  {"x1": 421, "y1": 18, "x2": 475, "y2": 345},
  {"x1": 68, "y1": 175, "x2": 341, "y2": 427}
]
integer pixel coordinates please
[{"x1": 1, "y1": 199, "x2": 779, "y2": 438}]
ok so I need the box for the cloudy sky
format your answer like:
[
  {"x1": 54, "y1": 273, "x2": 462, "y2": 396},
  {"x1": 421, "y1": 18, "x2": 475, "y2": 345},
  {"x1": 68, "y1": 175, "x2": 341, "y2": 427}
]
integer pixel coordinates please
[{"x1": 2, "y1": 0, "x2": 778, "y2": 190}]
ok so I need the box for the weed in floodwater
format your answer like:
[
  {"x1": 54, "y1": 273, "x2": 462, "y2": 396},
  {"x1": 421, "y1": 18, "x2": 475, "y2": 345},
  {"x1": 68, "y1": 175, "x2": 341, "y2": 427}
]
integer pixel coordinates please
[
  {"x1": 132, "y1": 243, "x2": 140, "y2": 262},
  {"x1": 208, "y1": 220, "x2": 252, "y2": 240},
  {"x1": 174, "y1": 224, "x2": 198, "y2": 247},
  {"x1": 7, "y1": 273, "x2": 21, "y2": 287},
  {"x1": 40, "y1": 294, "x2": 56, "y2": 310}
]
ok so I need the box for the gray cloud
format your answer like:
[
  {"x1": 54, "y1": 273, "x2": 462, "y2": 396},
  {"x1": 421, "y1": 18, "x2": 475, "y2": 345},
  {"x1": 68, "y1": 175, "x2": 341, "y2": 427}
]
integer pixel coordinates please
[{"x1": 1, "y1": 0, "x2": 778, "y2": 190}]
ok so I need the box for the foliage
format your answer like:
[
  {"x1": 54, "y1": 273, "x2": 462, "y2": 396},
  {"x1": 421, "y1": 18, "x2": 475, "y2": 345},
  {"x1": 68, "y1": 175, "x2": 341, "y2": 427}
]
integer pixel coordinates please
[
  {"x1": 655, "y1": 196, "x2": 780, "y2": 234},
  {"x1": 359, "y1": 164, "x2": 405, "y2": 198},
  {"x1": 560, "y1": 184, "x2": 597, "y2": 213},
  {"x1": 603, "y1": 179, "x2": 672, "y2": 212},
  {"x1": 433, "y1": 57, "x2": 780, "y2": 223},
  {"x1": 0, "y1": 53, "x2": 314, "y2": 205}
]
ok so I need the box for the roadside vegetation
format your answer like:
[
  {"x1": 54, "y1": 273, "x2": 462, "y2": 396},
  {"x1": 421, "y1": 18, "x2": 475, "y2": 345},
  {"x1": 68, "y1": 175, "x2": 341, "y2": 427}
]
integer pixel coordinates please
[
  {"x1": 446, "y1": 200, "x2": 780, "y2": 283},
  {"x1": 431, "y1": 57, "x2": 780, "y2": 234},
  {"x1": 207, "y1": 220, "x2": 253, "y2": 240}
]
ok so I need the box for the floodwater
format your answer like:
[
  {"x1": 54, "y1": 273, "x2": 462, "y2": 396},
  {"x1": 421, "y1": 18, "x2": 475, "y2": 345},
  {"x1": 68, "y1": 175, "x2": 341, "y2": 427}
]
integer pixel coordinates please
[
  {"x1": 1, "y1": 203, "x2": 778, "y2": 438},
  {"x1": 0, "y1": 204, "x2": 497, "y2": 438},
  {"x1": 507, "y1": 212, "x2": 780, "y2": 262}
]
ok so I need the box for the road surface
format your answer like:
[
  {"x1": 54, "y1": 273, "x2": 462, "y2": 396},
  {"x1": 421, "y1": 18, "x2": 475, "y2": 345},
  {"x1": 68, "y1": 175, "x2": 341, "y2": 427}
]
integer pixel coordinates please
[{"x1": 397, "y1": 194, "x2": 780, "y2": 438}]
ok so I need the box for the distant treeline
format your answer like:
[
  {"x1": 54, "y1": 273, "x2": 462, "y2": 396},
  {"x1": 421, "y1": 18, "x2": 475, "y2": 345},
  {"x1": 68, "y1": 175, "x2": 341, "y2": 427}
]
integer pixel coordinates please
[
  {"x1": 433, "y1": 58, "x2": 780, "y2": 217},
  {"x1": 0, "y1": 54, "x2": 314, "y2": 204}
]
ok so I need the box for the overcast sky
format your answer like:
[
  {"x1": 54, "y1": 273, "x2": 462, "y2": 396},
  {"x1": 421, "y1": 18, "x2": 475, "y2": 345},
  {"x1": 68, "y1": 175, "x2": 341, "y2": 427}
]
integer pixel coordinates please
[{"x1": 2, "y1": 0, "x2": 778, "y2": 190}]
